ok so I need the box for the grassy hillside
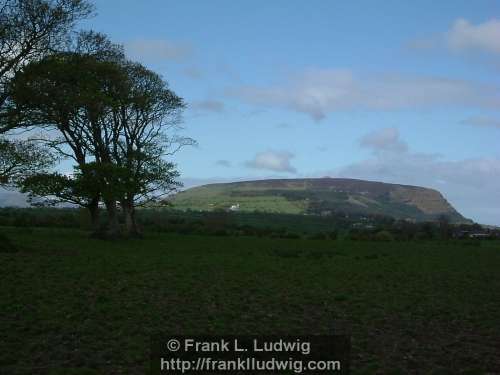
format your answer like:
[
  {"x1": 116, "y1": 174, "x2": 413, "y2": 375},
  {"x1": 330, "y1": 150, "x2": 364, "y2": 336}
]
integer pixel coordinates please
[
  {"x1": 171, "y1": 178, "x2": 468, "y2": 223},
  {"x1": 1, "y1": 227, "x2": 499, "y2": 374}
]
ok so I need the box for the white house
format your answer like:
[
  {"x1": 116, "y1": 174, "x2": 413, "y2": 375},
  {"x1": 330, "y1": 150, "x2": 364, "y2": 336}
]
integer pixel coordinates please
[{"x1": 229, "y1": 203, "x2": 240, "y2": 211}]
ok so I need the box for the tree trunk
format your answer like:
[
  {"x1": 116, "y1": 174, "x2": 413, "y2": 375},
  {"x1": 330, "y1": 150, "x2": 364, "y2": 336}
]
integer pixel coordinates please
[
  {"x1": 104, "y1": 199, "x2": 120, "y2": 238},
  {"x1": 122, "y1": 200, "x2": 141, "y2": 237},
  {"x1": 88, "y1": 197, "x2": 100, "y2": 233}
]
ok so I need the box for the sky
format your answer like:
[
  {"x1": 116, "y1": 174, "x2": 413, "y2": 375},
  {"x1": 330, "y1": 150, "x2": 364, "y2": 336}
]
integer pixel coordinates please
[{"x1": 5, "y1": 0, "x2": 500, "y2": 225}]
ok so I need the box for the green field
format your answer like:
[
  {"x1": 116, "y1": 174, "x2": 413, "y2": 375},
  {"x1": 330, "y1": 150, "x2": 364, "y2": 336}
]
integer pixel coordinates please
[{"x1": 1, "y1": 227, "x2": 500, "y2": 374}]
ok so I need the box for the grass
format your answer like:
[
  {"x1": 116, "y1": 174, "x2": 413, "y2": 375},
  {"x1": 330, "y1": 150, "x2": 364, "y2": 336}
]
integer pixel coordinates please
[
  {"x1": 1, "y1": 227, "x2": 500, "y2": 374},
  {"x1": 172, "y1": 192, "x2": 307, "y2": 214}
]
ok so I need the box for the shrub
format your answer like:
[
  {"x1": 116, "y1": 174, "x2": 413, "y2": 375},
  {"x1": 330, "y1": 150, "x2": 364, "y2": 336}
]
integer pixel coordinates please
[
  {"x1": 374, "y1": 230, "x2": 394, "y2": 241},
  {"x1": 348, "y1": 229, "x2": 373, "y2": 241},
  {"x1": 213, "y1": 229, "x2": 228, "y2": 236},
  {"x1": 327, "y1": 230, "x2": 338, "y2": 240}
]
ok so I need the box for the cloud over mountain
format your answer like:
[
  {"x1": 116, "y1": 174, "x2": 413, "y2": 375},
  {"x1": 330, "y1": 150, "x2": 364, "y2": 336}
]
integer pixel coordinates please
[{"x1": 245, "y1": 150, "x2": 297, "y2": 173}]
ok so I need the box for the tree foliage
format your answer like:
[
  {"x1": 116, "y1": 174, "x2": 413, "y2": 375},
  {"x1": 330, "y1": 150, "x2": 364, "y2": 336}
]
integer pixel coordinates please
[
  {"x1": 20, "y1": 168, "x2": 95, "y2": 206},
  {"x1": 0, "y1": 0, "x2": 93, "y2": 133},
  {"x1": 0, "y1": 137, "x2": 54, "y2": 187}
]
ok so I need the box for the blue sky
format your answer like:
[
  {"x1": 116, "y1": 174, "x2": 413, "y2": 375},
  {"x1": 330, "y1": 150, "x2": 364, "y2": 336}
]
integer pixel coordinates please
[{"x1": 53, "y1": 1, "x2": 500, "y2": 224}]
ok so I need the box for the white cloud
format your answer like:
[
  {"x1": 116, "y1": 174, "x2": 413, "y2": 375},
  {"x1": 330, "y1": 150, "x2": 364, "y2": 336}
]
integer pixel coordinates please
[
  {"x1": 191, "y1": 100, "x2": 225, "y2": 113},
  {"x1": 227, "y1": 68, "x2": 500, "y2": 121},
  {"x1": 447, "y1": 18, "x2": 500, "y2": 54},
  {"x1": 125, "y1": 39, "x2": 192, "y2": 62},
  {"x1": 245, "y1": 150, "x2": 297, "y2": 173},
  {"x1": 462, "y1": 116, "x2": 500, "y2": 129},
  {"x1": 408, "y1": 18, "x2": 500, "y2": 61},
  {"x1": 360, "y1": 127, "x2": 408, "y2": 153}
]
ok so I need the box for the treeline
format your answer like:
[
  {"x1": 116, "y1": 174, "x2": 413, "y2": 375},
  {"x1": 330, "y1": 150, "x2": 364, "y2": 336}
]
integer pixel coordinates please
[
  {"x1": 1, "y1": 207, "x2": 497, "y2": 241},
  {"x1": 0, "y1": 0, "x2": 193, "y2": 238},
  {"x1": 347, "y1": 223, "x2": 495, "y2": 241},
  {"x1": 0, "y1": 207, "x2": 337, "y2": 238}
]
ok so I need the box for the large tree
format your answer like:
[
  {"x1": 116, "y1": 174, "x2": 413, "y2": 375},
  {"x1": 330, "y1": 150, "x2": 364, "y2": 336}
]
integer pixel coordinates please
[
  {"x1": 10, "y1": 32, "x2": 193, "y2": 237},
  {"x1": 61, "y1": 60, "x2": 192, "y2": 236},
  {"x1": 9, "y1": 34, "x2": 126, "y2": 232}
]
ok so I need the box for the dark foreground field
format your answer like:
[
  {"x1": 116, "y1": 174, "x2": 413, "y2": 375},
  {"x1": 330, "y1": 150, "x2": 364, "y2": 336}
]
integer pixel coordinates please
[{"x1": 1, "y1": 227, "x2": 500, "y2": 374}]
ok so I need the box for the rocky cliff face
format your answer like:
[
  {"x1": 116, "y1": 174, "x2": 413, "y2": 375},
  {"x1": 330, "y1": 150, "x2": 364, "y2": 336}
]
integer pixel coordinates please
[{"x1": 389, "y1": 186, "x2": 457, "y2": 215}]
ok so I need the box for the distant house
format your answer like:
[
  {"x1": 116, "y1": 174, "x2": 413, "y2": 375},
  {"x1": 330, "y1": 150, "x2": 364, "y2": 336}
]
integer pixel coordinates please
[
  {"x1": 453, "y1": 230, "x2": 492, "y2": 239},
  {"x1": 469, "y1": 233, "x2": 490, "y2": 239},
  {"x1": 352, "y1": 222, "x2": 375, "y2": 230}
]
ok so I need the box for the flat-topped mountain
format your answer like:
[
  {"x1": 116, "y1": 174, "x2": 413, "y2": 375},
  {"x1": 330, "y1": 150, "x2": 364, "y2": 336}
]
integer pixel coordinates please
[{"x1": 170, "y1": 178, "x2": 469, "y2": 223}]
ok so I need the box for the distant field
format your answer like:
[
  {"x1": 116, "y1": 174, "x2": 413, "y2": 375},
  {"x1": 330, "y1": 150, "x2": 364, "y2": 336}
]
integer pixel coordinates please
[
  {"x1": 170, "y1": 182, "x2": 308, "y2": 214},
  {"x1": 1, "y1": 227, "x2": 500, "y2": 374}
]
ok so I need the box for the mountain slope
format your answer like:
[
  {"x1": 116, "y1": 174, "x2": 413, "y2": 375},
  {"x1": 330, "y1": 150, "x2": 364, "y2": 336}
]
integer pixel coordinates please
[{"x1": 170, "y1": 178, "x2": 469, "y2": 223}]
